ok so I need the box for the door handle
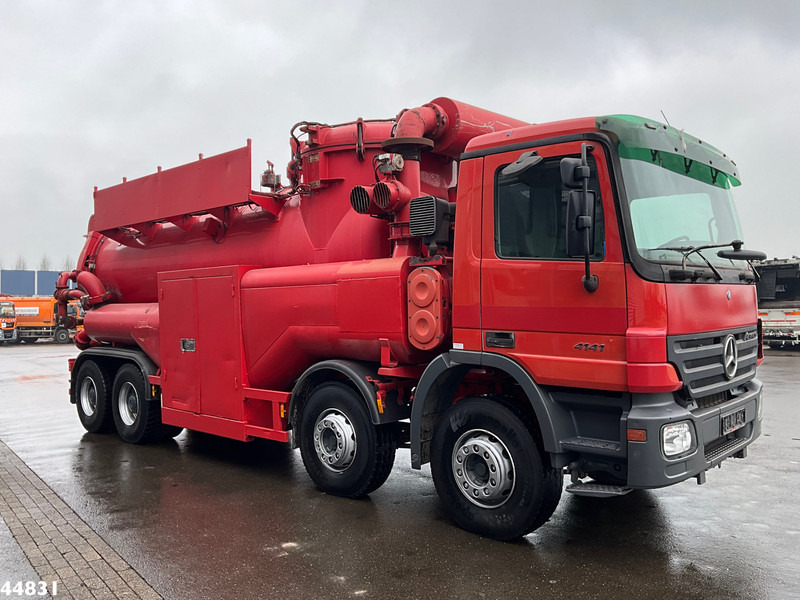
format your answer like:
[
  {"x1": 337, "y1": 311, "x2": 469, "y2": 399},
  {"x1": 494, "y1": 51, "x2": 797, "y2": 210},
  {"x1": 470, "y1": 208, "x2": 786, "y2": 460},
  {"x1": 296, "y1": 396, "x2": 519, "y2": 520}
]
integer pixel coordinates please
[{"x1": 486, "y1": 331, "x2": 515, "y2": 349}]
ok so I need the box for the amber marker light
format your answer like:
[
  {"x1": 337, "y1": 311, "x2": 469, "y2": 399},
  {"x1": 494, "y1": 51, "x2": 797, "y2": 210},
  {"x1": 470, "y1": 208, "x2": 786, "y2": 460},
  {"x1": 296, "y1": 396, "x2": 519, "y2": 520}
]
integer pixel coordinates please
[{"x1": 627, "y1": 429, "x2": 647, "y2": 442}]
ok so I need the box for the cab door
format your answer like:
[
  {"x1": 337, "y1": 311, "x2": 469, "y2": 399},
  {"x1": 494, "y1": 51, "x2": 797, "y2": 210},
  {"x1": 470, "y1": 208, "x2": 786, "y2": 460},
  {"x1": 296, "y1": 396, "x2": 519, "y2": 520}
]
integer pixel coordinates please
[{"x1": 480, "y1": 140, "x2": 628, "y2": 391}]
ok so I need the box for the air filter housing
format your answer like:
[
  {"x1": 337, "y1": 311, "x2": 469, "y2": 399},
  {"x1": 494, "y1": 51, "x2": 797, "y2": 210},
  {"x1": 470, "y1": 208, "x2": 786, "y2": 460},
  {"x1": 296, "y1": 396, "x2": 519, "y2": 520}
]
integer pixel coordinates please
[{"x1": 409, "y1": 196, "x2": 455, "y2": 251}]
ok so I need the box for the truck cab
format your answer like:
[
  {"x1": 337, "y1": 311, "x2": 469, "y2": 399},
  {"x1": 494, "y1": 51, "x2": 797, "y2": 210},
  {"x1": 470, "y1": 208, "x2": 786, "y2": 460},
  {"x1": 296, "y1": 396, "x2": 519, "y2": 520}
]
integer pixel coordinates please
[
  {"x1": 9, "y1": 296, "x2": 74, "y2": 344},
  {"x1": 433, "y1": 116, "x2": 764, "y2": 488},
  {"x1": 0, "y1": 301, "x2": 17, "y2": 344}
]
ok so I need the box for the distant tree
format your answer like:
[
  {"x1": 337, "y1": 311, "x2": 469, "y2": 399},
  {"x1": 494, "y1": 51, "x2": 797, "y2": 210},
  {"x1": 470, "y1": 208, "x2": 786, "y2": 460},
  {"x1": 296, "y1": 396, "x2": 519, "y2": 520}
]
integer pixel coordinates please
[
  {"x1": 62, "y1": 255, "x2": 74, "y2": 271},
  {"x1": 39, "y1": 255, "x2": 52, "y2": 270},
  {"x1": 15, "y1": 256, "x2": 27, "y2": 270}
]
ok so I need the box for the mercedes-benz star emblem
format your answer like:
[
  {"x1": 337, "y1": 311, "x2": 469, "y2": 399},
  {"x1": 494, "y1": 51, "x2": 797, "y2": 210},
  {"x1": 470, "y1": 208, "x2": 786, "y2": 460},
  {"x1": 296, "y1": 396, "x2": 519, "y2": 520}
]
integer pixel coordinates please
[{"x1": 723, "y1": 334, "x2": 738, "y2": 379}]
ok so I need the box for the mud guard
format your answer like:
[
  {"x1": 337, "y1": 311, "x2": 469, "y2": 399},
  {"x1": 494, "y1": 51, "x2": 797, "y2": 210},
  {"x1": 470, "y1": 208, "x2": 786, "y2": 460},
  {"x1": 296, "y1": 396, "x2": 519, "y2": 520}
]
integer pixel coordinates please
[
  {"x1": 288, "y1": 360, "x2": 410, "y2": 446},
  {"x1": 410, "y1": 350, "x2": 571, "y2": 469},
  {"x1": 70, "y1": 347, "x2": 158, "y2": 403}
]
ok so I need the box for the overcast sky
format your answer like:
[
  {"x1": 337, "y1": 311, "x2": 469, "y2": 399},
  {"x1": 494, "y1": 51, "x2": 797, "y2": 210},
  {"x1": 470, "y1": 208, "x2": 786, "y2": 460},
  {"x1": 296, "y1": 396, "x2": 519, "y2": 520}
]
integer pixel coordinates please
[{"x1": 1, "y1": 0, "x2": 798, "y2": 270}]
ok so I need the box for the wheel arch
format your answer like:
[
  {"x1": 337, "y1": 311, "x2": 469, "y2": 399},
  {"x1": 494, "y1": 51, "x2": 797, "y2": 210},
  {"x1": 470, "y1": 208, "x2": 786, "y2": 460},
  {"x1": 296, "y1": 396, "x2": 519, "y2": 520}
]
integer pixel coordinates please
[
  {"x1": 288, "y1": 360, "x2": 410, "y2": 448},
  {"x1": 411, "y1": 350, "x2": 571, "y2": 469},
  {"x1": 71, "y1": 347, "x2": 158, "y2": 403}
]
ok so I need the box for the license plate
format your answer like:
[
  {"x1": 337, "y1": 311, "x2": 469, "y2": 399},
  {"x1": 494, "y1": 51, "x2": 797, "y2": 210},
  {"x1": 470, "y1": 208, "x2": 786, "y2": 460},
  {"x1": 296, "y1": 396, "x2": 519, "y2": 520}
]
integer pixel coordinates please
[{"x1": 721, "y1": 408, "x2": 746, "y2": 435}]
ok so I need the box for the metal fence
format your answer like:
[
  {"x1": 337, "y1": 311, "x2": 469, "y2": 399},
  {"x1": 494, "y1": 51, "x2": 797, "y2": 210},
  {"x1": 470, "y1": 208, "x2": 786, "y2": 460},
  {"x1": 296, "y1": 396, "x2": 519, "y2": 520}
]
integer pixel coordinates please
[{"x1": 0, "y1": 270, "x2": 64, "y2": 296}]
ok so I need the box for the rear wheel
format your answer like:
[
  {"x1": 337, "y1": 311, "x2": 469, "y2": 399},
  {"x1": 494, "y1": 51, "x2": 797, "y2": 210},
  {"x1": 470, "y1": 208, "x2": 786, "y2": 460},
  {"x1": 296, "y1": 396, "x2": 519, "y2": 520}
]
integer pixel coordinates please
[
  {"x1": 73, "y1": 360, "x2": 113, "y2": 433},
  {"x1": 299, "y1": 382, "x2": 397, "y2": 498},
  {"x1": 112, "y1": 364, "x2": 178, "y2": 443},
  {"x1": 431, "y1": 397, "x2": 562, "y2": 540}
]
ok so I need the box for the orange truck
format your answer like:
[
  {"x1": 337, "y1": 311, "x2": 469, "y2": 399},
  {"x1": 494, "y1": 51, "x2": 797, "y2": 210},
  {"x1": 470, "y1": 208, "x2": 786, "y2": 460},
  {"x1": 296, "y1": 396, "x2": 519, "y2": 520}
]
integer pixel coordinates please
[
  {"x1": 0, "y1": 300, "x2": 17, "y2": 344},
  {"x1": 6, "y1": 296, "x2": 79, "y2": 343}
]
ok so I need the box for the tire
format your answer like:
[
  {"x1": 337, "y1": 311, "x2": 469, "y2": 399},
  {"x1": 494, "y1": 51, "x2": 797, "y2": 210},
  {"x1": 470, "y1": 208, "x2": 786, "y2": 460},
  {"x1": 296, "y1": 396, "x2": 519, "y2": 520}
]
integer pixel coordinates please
[
  {"x1": 20, "y1": 337, "x2": 37, "y2": 344},
  {"x1": 73, "y1": 360, "x2": 114, "y2": 433},
  {"x1": 112, "y1": 364, "x2": 172, "y2": 444},
  {"x1": 299, "y1": 382, "x2": 397, "y2": 498},
  {"x1": 431, "y1": 397, "x2": 563, "y2": 541},
  {"x1": 54, "y1": 328, "x2": 70, "y2": 344}
]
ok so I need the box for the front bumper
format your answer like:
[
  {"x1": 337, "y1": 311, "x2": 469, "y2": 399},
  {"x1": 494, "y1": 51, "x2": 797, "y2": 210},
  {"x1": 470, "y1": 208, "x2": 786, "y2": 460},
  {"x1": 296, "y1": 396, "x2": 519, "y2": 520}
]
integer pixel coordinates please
[{"x1": 626, "y1": 378, "x2": 762, "y2": 488}]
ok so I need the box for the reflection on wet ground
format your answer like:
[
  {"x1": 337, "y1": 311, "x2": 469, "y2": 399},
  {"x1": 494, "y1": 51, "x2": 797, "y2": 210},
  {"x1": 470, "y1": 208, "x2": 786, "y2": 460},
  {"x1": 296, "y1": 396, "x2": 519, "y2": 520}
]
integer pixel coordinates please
[{"x1": 1, "y1": 344, "x2": 797, "y2": 599}]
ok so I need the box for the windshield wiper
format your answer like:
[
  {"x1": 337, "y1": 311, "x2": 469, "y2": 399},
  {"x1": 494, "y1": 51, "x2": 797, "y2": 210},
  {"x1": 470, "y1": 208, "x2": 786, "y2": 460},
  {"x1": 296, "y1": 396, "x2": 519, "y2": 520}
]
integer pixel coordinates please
[
  {"x1": 651, "y1": 241, "x2": 742, "y2": 281},
  {"x1": 647, "y1": 239, "x2": 767, "y2": 282},
  {"x1": 680, "y1": 244, "x2": 724, "y2": 280}
]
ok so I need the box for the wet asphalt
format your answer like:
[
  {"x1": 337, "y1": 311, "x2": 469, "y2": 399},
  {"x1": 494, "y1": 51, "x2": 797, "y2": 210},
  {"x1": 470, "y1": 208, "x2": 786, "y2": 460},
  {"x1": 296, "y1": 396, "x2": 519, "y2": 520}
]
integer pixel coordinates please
[{"x1": 0, "y1": 343, "x2": 798, "y2": 600}]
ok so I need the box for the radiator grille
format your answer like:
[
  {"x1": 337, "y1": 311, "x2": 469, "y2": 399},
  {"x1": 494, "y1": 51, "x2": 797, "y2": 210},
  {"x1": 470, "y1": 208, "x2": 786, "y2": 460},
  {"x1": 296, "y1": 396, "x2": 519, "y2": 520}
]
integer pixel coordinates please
[{"x1": 668, "y1": 326, "x2": 758, "y2": 399}]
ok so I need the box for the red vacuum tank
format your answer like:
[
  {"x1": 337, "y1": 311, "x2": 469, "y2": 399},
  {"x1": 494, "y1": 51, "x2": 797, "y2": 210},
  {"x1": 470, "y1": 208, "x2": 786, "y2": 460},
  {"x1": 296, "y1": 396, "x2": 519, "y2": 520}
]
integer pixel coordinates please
[{"x1": 59, "y1": 98, "x2": 527, "y2": 388}]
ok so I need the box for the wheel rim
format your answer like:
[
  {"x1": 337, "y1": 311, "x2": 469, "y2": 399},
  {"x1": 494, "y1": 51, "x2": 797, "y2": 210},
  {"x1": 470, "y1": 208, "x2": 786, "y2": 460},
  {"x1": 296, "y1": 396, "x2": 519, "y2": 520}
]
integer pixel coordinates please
[
  {"x1": 117, "y1": 382, "x2": 140, "y2": 427},
  {"x1": 79, "y1": 377, "x2": 98, "y2": 417},
  {"x1": 452, "y1": 429, "x2": 515, "y2": 508},
  {"x1": 313, "y1": 409, "x2": 357, "y2": 472}
]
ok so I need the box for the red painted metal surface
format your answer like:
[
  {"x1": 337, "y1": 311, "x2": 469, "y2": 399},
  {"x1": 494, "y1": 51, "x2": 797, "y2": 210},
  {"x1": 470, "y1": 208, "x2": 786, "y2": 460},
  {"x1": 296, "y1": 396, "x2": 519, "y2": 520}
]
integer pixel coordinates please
[
  {"x1": 239, "y1": 257, "x2": 426, "y2": 390},
  {"x1": 478, "y1": 140, "x2": 629, "y2": 392},
  {"x1": 407, "y1": 267, "x2": 450, "y2": 350},
  {"x1": 393, "y1": 97, "x2": 529, "y2": 158},
  {"x1": 450, "y1": 157, "x2": 482, "y2": 343},
  {"x1": 82, "y1": 303, "x2": 159, "y2": 358},
  {"x1": 665, "y1": 281, "x2": 757, "y2": 335},
  {"x1": 90, "y1": 143, "x2": 252, "y2": 233},
  {"x1": 158, "y1": 266, "x2": 252, "y2": 419},
  {"x1": 464, "y1": 116, "x2": 598, "y2": 155}
]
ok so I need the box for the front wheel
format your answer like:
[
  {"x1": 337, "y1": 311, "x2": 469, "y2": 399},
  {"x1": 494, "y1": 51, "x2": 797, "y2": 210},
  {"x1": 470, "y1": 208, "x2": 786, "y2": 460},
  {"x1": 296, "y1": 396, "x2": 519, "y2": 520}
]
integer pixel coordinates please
[
  {"x1": 299, "y1": 382, "x2": 397, "y2": 498},
  {"x1": 112, "y1": 364, "x2": 178, "y2": 443},
  {"x1": 54, "y1": 328, "x2": 70, "y2": 344},
  {"x1": 431, "y1": 397, "x2": 562, "y2": 540}
]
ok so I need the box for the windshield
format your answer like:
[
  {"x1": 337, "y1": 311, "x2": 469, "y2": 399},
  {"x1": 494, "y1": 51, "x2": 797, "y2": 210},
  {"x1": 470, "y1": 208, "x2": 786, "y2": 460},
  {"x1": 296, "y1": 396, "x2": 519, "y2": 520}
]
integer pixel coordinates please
[
  {"x1": 620, "y1": 154, "x2": 744, "y2": 268},
  {"x1": 0, "y1": 306, "x2": 14, "y2": 318}
]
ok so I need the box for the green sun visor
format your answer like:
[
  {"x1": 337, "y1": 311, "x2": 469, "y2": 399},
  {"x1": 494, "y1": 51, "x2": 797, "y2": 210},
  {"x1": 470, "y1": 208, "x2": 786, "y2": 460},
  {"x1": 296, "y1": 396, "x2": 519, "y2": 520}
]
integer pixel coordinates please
[{"x1": 597, "y1": 115, "x2": 741, "y2": 189}]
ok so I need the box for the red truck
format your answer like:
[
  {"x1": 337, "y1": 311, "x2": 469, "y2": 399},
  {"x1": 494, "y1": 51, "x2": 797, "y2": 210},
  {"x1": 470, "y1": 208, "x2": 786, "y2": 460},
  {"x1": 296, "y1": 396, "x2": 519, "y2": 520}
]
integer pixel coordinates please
[{"x1": 57, "y1": 98, "x2": 766, "y2": 539}]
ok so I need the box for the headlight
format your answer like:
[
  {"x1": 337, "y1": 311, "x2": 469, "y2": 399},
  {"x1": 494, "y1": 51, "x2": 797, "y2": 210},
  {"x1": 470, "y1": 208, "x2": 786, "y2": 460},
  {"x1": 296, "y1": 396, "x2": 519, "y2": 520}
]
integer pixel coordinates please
[{"x1": 662, "y1": 421, "x2": 694, "y2": 457}]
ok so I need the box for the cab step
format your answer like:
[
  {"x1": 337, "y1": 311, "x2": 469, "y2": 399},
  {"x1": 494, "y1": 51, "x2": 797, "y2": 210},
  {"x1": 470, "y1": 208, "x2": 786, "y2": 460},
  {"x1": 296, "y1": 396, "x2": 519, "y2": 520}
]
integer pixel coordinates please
[{"x1": 565, "y1": 482, "x2": 632, "y2": 498}]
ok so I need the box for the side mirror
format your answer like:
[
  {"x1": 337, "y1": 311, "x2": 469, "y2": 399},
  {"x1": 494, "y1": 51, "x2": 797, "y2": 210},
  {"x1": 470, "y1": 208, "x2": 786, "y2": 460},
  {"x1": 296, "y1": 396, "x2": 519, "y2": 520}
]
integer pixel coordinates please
[
  {"x1": 566, "y1": 189, "x2": 596, "y2": 257},
  {"x1": 560, "y1": 157, "x2": 590, "y2": 189},
  {"x1": 717, "y1": 240, "x2": 767, "y2": 261},
  {"x1": 561, "y1": 144, "x2": 599, "y2": 292}
]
